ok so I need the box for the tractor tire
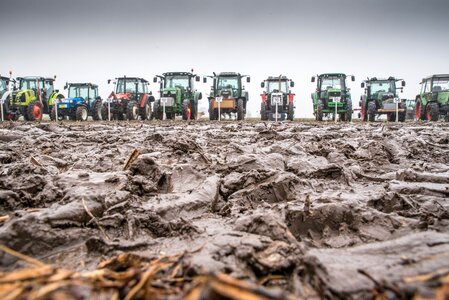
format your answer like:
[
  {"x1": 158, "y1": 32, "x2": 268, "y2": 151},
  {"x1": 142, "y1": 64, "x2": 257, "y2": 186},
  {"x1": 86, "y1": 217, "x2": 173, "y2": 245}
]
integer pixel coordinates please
[
  {"x1": 50, "y1": 105, "x2": 56, "y2": 121},
  {"x1": 398, "y1": 110, "x2": 406, "y2": 122},
  {"x1": 316, "y1": 99, "x2": 324, "y2": 121},
  {"x1": 387, "y1": 113, "x2": 395, "y2": 122},
  {"x1": 182, "y1": 100, "x2": 189, "y2": 120},
  {"x1": 209, "y1": 101, "x2": 217, "y2": 120},
  {"x1": 260, "y1": 103, "x2": 268, "y2": 120},
  {"x1": 153, "y1": 101, "x2": 163, "y2": 120},
  {"x1": 92, "y1": 99, "x2": 102, "y2": 121},
  {"x1": 361, "y1": 103, "x2": 367, "y2": 121},
  {"x1": 415, "y1": 99, "x2": 424, "y2": 121},
  {"x1": 426, "y1": 102, "x2": 439, "y2": 121},
  {"x1": 344, "y1": 100, "x2": 352, "y2": 122},
  {"x1": 117, "y1": 112, "x2": 125, "y2": 121},
  {"x1": 26, "y1": 100, "x2": 43, "y2": 121},
  {"x1": 76, "y1": 106, "x2": 88, "y2": 121},
  {"x1": 126, "y1": 100, "x2": 138, "y2": 121},
  {"x1": 139, "y1": 99, "x2": 151, "y2": 120},
  {"x1": 367, "y1": 101, "x2": 376, "y2": 122},
  {"x1": 287, "y1": 102, "x2": 294, "y2": 121},
  {"x1": 190, "y1": 99, "x2": 197, "y2": 120},
  {"x1": 101, "y1": 103, "x2": 109, "y2": 120},
  {"x1": 237, "y1": 99, "x2": 244, "y2": 121}
]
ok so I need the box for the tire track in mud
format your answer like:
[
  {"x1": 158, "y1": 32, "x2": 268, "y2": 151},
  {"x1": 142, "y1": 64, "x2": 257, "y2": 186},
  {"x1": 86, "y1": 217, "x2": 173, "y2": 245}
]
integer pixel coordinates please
[{"x1": 0, "y1": 120, "x2": 448, "y2": 298}]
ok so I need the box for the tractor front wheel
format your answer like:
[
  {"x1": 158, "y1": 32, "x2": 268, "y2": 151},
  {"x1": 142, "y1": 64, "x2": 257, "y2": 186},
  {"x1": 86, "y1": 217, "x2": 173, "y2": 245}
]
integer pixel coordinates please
[
  {"x1": 426, "y1": 103, "x2": 439, "y2": 121},
  {"x1": 209, "y1": 101, "x2": 217, "y2": 120},
  {"x1": 190, "y1": 99, "x2": 197, "y2": 120},
  {"x1": 50, "y1": 106, "x2": 64, "y2": 121},
  {"x1": 126, "y1": 101, "x2": 138, "y2": 120},
  {"x1": 76, "y1": 106, "x2": 88, "y2": 121},
  {"x1": 367, "y1": 102, "x2": 376, "y2": 122},
  {"x1": 415, "y1": 100, "x2": 424, "y2": 121},
  {"x1": 237, "y1": 99, "x2": 244, "y2": 121},
  {"x1": 316, "y1": 99, "x2": 324, "y2": 121},
  {"x1": 287, "y1": 102, "x2": 294, "y2": 121},
  {"x1": 26, "y1": 101, "x2": 43, "y2": 121},
  {"x1": 101, "y1": 103, "x2": 109, "y2": 120},
  {"x1": 92, "y1": 99, "x2": 102, "y2": 121},
  {"x1": 344, "y1": 100, "x2": 352, "y2": 122},
  {"x1": 182, "y1": 100, "x2": 189, "y2": 120}
]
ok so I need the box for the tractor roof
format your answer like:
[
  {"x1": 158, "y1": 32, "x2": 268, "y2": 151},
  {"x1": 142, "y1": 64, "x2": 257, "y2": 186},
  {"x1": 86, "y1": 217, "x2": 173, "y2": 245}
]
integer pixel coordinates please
[
  {"x1": 162, "y1": 72, "x2": 195, "y2": 77},
  {"x1": 116, "y1": 77, "x2": 148, "y2": 83},
  {"x1": 1, "y1": 76, "x2": 9, "y2": 81},
  {"x1": 365, "y1": 77, "x2": 401, "y2": 82},
  {"x1": 319, "y1": 73, "x2": 347, "y2": 78},
  {"x1": 68, "y1": 83, "x2": 99, "y2": 88},
  {"x1": 422, "y1": 74, "x2": 449, "y2": 81},
  {"x1": 17, "y1": 76, "x2": 55, "y2": 82},
  {"x1": 218, "y1": 72, "x2": 241, "y2": 77},
  {"x1": 266, "y1": 76, "x2": 289, "y2": 81}
]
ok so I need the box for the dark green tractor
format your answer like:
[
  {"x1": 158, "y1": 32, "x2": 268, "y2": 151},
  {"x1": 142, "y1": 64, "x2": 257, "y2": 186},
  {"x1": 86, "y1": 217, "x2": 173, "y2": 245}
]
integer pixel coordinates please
[
  {"x1": 6, "y1": 76, "x2": 64, "y2": 121},
  {"x1": 311, "y1": 73, "x2": 354, "y2": 121},
  {"x1": 360, "y1": 77, "x2": 407, "y2": 122},
  {"x1": 205, "y1": 72, "x2": 250, "y2": 121},
  {"x1": 415, "y1": 74, "x2": 449, "y2": 121},
  {"x1": 152, "y1": 72, "x2": 202, "y2": 120}
]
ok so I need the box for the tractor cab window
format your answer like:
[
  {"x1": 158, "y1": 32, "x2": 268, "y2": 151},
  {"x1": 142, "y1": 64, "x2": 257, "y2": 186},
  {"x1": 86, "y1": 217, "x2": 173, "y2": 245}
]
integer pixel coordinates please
[
  {"x1": 217, "y1": 77, "x2": 239, "y2": 90},
  {"x1": 369, "y1": 81, "x2": 395, "y2": 95},
  {"x1": 432, "y1": 78, "x2": 449, "y2": 92},
  {"x1": 164, "y1": 75, "x2": 190, "y2": 90},
  {"x1": 424, "y1": 80, "x2": 432, "y2": 93},
  {"x1": 0, "y1": 79, "x2": 7, "y2": 93},
  {"x1": 68, "y1": 86, "x2": 91, "y2": 100},
  {"x1": 267, "y1": 81, "x2": 288, "y2": 93},
  {"x1": 44, "y1": 81, "x2": 54, "y2": 94},
  {"x1": 319, "y1": 76, "x2": 345, "y2": 91},
  {"x1": 20, "y1": 79, "x2": 38, "y2": 91},
  {"x1": 116, "y1": 79, "x2": 139, "y2": 94}
]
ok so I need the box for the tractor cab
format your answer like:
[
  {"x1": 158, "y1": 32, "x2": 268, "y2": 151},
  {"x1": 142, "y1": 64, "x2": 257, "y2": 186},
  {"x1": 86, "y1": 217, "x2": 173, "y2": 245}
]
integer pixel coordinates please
[
  {"x1": 361, "y1": 77, "x2": 405, "y2": 107},
  {"x1": 114, "y1": 77, "x2": 148, "y2": 99},
  {"x1": 314, "y1": 73, "x2": 352, "y2": 101},
  {"x1": 66, "y1": 83, "x2": 98, "y2": 102},
  {"x1": 0, "y1": 76, "x2": 10, "y2": 99},
  {"x1": 416, "y1": 74, "x2": 449, "y2": 121},
  {"x1": 213, "y1": 72, "x2": 249, "y2": 99},
  {"x1": 260, "y1": 76, "x2": 295, "y2": 121}
]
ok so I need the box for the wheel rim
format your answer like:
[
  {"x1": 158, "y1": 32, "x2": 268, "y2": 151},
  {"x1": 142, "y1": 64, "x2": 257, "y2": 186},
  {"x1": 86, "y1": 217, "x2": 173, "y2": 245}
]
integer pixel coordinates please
[
  {"x1": 82, "y1": 108, "x2": 88, "y2": 120},
  {"x1": 415, "y1": 102, "x2": 421, "y2": 120},
  {"x1": 33, "y1": 105, "x2": 42, "y2": 119},
  {"x1": 426, "y1": 105, "x2": 431, "y2": 121},
  {"x1": 361, "y1": 104, "x2": 365, "y2": 121}
]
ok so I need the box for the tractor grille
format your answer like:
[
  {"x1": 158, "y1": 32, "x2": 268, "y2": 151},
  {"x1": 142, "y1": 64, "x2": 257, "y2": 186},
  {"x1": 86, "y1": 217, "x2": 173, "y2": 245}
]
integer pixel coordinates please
[{"x1": 160, "y1": 97, "x2": 175, "y2": 107}]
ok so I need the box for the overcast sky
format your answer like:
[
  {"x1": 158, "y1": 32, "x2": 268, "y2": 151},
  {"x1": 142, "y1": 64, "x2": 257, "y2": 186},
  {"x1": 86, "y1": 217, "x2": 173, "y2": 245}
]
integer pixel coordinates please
[{"x1": 1, "y1": 0, "x2": 449, "y2": 118}]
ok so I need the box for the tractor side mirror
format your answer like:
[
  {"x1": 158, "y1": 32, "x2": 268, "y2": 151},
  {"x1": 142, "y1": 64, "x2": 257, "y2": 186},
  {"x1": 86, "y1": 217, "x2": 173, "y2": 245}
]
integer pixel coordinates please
[
  {"x1": 261, "y1": 82, "x2": 265, "y2": 88},
  {"x1": 195, "y1": 76, "x2": 200, "y2": 82},
  {"x1": 311, "y1": 76, "x2": 315, "y2": 83},
  {"x1": 351, "y1": 75, "x2": 355, "y2": 81},
  {"x1": 55, "y1": 89, "x2": 59, "y2": 93},
  {"x1": 361, "y1": 82, "x2": 365, "y2": 88},
  {"x1": 64, "y1": 82, "x2": 68, "y2": 90},
  {"x1": 203, "y1": 77, "x2": 207, "y2": 83},
  {"x1": 149, "y1": 91, "x2": 152, "y2": 95},
  {"x1": 402, "y1": 80, "x2": 406, "y2": 87},
  {"x1": 246, "y1": 77, "x2": 251, "y2": 83},
  {"x1": 153, "y1": 77, "x2": 157, "y2": 83},
  {"x1": 107, "y1": 79, "x2": 111, "y2": 84},
  {"x1": 290, "y1": 81, "x2": 295, "y2": 88}
]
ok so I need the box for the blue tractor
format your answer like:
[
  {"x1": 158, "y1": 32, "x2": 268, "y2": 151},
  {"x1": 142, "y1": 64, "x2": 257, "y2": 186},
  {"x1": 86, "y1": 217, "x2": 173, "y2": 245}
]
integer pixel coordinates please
[{"x1": 51, "y1": 83, "x2": 102, "y2": 121}]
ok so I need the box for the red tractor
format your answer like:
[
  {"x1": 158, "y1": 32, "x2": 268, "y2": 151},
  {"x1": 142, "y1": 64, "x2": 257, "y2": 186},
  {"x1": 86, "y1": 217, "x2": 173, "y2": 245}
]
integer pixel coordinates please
[
  {"x1": 260, "y1": 76, "x2": 295, "y2": 121},
  {"x1": 102, "y1": 76, "x2": 154, "y2": 121}
]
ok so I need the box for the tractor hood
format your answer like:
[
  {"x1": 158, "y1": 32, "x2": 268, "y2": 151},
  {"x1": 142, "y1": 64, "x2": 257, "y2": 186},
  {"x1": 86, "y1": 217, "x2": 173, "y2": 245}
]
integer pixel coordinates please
[
  {"x1": 436, "y1": 91, "x2": 449, "y2": 103},
  {"x1": 161, "y1": 87, "x2": 180, "y2": 96},
  {"x1": 110, "y1": 92, "x2": 132, "y2": 100},
  {"x1": 377, "y1": 92, "x2": 395, "y2": 101},
  {"x1": 58, "y1": 97, "x2": 83, "y2": 104},
  {"x1": 219, "y1": 88, "x2": 234, "y2": 99}
]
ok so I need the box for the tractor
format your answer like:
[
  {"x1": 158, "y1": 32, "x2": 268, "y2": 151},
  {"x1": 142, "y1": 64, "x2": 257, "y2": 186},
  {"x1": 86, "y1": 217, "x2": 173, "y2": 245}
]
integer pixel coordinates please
[
  {"x1": 51, "y1": 83, "x2": 102, "y2": 121},
  {"x1": 152, "y1": 72, "x2": 202, "y2": 120},
  {"x1": 311, "y1": 73, "x2": 354, "y2": 121},
  {"x1": 205, "y1": 72, "x2": 250, "y2": 120},
  {"x1": 360, "y1": 77, "x2": 407, "y2": 122},
  {"x1": 260, "y1": 75, "x2": 295, "y2": 121},
  {"x1": 6, "y1": 76, "x2": 64, "y2": 121},
  {"x1": 415, "y1": 74, "x2": 449, "y2": 121},
  {"x1": 102, "y1": 77, "x2": 154, "y2": 121},
  {"x1": 0, "y1": 75, "x2": 12, "y2": 120}
]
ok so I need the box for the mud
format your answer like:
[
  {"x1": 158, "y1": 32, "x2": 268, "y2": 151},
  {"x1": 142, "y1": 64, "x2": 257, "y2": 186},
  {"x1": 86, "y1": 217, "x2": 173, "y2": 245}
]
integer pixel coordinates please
[{"x1": 0, "y1": 120, "x2": 449, "y2": 299}]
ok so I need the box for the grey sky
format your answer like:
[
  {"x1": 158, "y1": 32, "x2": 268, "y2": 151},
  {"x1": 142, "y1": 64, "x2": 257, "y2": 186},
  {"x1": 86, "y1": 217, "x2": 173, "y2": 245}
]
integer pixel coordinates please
[{"x1": 1, "y1": 0, "x2": 449, "y2": 118}]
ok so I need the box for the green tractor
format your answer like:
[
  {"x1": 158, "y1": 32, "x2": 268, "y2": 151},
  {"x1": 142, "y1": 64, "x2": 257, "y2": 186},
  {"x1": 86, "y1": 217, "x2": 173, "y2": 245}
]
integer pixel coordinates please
[
  {"x1": 311, "y1": 73, "x2": 354, "y2": 121},
  {"x1": 360, "y1": 77, "x2": 407, "y2": 122},
  {"x1": 6, "y1": 76, "x2": 64, "y2": 121},
  {"x1": 415, "y1": 74, "x2": 449, "y2": 121},
  {"x1": 152, "y1": 72, "x2": 202, "y2": 120},
  {"x1": 205, "y1": 72, "x2": 250, "y2": 120}
]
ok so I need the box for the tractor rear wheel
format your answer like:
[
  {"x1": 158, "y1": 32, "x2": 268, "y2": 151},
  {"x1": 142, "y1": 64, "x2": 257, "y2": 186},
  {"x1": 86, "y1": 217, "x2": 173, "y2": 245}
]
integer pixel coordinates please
[
  {"x1": 50, "y1": 105, "x2": 56, "y2": 121},
  {"x1": 101, "y1": 103, "x2": 109, "y2": 120},
  {"x1": 76, "y1": 106, "x2": 88, "y2": 121},
  {"x1": 182, "y1": 100, "x2": 189, "y2": 120},
  {"x1": 190, "y1": 99, "x2": 197, "y2": 120},
  {"x1": 387, "y1": 113, "x2": 395, "y2": 122},
  {"x1": 153, "y1": 101, "x2": 163, "y2": 120},
  {"x1": 26, "y1": 101, "x2": 43, "y2": 121},
  {"x1": 344, "y1": 100, "x2": 352, "y2": 122},
  {"x1": 260, "y1": 103, "x2": 268, "y2": 120},
  {"x1": 237, "y1": 99, "x2": 244, "y2": 120},
  {"x1": 126, "y1": 100, "x2": 138, "y2": 120},
  {"x1": 426, "y1": 103, "x2": 439, "y2": 121},
  {"x1": 287, "y1": 102, "x2": 294, "y2": 121},
  {"x1": 367, "y1": 101, "x2": 376, "y2": 122},
  {"x1": 316, "y1": 99, "x2": 324, "y2": 121},
  {"x1": 92, "y1": 99, "x2": 102, "y2": 121},
  {"x1": 139, "y1": 99, "x2": 151, "y2": 120}
]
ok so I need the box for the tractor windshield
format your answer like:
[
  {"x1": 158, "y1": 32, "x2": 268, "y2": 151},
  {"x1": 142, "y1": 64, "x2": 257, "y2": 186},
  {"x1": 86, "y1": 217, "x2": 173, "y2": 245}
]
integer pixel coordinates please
[
  {"x1": 116, "y1": 79, "x2": 139, "y2": 94},
  {"x1": 432, "y1": 78, "x2": 449, "y2": 92},
  {"x1": 0, "y1": 79, "x2": 7, "y2": 93},
  {"x1": 19, "y1": 79, "x2": 41, "y2": 91},
  {"x1": 267, "y1": 81, "x2": 288, "y2": 93},
  {"x1": 320, "y1": 76, "x2": 345, "y2": 91},
  {"x1": 164, "y1": 75, "x2": 190, "y2": 89},
  {"x1": 217, "y1": 77, "x2": 239, "y2": 90},
  {"x1": 369, "y1": 81, "x2": 395, "y2": 95},
  {"x1": 69, "y1": 86, "x2": 95, "y2": 100}
]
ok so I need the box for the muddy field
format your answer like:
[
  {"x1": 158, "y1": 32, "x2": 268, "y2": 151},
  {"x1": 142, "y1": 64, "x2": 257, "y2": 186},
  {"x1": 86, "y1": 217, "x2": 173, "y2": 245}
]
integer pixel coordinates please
[{"x1": 1, "y1": 120, "x2": 449, "y2": 299}]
